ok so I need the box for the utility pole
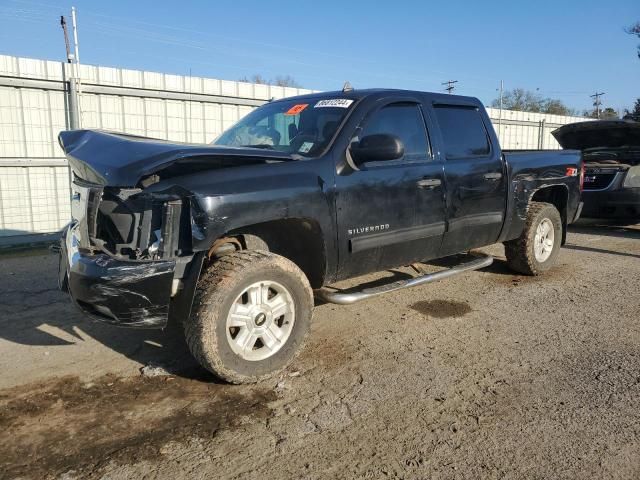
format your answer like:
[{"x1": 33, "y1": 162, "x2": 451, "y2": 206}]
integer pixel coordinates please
[
  {"x1": 498, "y1": 79, "x2": 504, "y2": 140},
  {"x1": 590, "y1": 91, "x2": 605, "y2": 119},
  {"x1": 70, "y1": 7, "x2": 81, "y2": 129},
  {"x1": 60, "y1": 8, "x2": 81, "y2": 129},
  {"x1": 442, "y1": 80, "x2": 458, "y2": 94},
  {"x1": 71, "y1": 7, "x2": 80, "y2": 65}
]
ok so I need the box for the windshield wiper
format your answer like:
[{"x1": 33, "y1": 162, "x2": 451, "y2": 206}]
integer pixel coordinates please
[
  {"x1": 242, "y1": 144, "x2": 274, "y2": 150},
  {"x1": 237, "y1": 143, "x2": 302, "y2": 161}
]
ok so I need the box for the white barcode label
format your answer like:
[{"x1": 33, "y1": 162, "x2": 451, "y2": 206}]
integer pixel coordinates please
[{"x1": 314, "y1": 99, "x2": 354, "y2": 108}]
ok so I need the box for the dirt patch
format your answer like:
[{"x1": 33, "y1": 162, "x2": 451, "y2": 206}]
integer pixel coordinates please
[
  {"x1": 1, "y1": 227, "x2": 639, "y2": 479},
  {"x1": 484, "y1": 259, "x2": 578, "y2": 287},
  {"x1": 0, "y1": 371, "x2": 275, "y2": 479},
  {"x1": 410, "y1": 299, "x2": 472, "y2": 318}
]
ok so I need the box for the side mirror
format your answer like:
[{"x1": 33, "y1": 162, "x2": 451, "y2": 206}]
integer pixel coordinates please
[{"x1": 350, "y1": 134, "x2": 404, "y2": 165}]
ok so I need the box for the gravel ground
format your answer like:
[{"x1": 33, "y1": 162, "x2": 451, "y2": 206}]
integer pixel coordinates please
[{"x1": 0, "y1": 221, "x2": 639, "y2": 480}]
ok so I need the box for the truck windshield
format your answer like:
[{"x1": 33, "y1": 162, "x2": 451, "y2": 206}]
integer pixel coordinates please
[{"x1": 213, "y1": 97, "x2": 354, "y2": 157}]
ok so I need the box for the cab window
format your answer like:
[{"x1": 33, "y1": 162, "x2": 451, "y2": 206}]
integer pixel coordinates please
[
  {"x1": 360, "y1": 103, "x2": 431, "y2": 162},
  {"x1": 433, "y1": 106, "x2": 490, "y2": 158}
]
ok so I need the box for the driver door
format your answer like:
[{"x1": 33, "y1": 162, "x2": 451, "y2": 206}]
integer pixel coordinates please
[{"x1": 333, "y1": 101, "x2": 447, "y2": 280}]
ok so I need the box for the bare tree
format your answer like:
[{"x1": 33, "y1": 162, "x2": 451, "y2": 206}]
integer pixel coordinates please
[
  {"x1": 238, "y1": 74, "x2": 301, "y2": 88},
  {"x1": 238, "y1": 74, "x2": 269, "y2": 85},
  {"x1": 272, "y1": 75, "x2": 301, "y2": 88}
]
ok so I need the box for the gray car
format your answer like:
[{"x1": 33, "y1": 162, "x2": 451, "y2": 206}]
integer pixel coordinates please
[{"x1": 553, "y1": 120, "x2": 640, "y2": 221}]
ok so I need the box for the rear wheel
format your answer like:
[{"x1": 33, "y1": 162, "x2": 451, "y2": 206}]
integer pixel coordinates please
[
  {"x1": 184, "y1": 250, "x2": 313, "y2": 384},
  {"x1": 504, "y1": 201, "x2": 562, "y2": 275}
]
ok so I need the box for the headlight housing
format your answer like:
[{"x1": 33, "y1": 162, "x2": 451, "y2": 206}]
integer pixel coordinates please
[{"x1": 623, "y1": 166, "x2": 640, "y2": 188}]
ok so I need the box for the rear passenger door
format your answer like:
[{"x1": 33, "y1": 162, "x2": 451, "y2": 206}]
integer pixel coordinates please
[{"x1": 430, "y1": 104, "x2": 507, "y2": 256}]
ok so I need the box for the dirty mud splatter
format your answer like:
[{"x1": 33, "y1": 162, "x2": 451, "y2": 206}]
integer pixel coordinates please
[{"x1": 0, "y1": 372, "x2": 275, "y2": 479}]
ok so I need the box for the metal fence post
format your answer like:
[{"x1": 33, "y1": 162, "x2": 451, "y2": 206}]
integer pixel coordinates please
[
  {"x1": 68, "y1": 78, "x2": 80, "y2": 130},
  {"x1": 538, "y1": 120, "x2": 546, "y2": 149}
]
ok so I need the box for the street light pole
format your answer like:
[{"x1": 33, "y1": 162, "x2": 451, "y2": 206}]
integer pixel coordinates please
[{"x1": 498, "y1": 79, "x2": 504, "y2": 140}]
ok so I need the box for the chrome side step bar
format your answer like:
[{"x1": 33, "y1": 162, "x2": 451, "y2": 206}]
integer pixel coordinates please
[{"x1": 315, "y1": 253, "x2": 493, "y2": 305}]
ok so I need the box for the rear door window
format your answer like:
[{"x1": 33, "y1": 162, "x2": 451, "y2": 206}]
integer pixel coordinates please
[{"x1": 433, "y1": 106, "x2": 490, "y2": 158}]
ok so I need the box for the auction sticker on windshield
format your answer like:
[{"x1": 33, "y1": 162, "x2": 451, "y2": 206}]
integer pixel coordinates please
[
  {"x1": 314, "y1": 99, "x2": 354, "y2": 108},
  {"x1": 285, "y1": 104, "x2": 308, "y2": 115}
]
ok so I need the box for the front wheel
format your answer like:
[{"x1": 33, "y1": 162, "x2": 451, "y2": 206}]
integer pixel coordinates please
[
  {"x1": 184, "y1": 250, "x2": 313, "y2": 384},
  {"x1": 504, "y1": 201, "x2": 562, "y2": 276}
]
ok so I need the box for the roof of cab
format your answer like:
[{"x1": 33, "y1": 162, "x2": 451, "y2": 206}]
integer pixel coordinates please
[{"x1": 273, "y1": 88, "x2": 482, "y2": 106}]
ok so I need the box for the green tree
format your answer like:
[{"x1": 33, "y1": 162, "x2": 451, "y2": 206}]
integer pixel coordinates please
[
  {"x1": 601, "y1": 107, "x2": 619, "y2": 119},
  {"x1": 623, "y1": 98, "x2": 640, "y2": 121},
  {"x1": 626, "y1": 22, "x2": 640, "y2": 59},
  {"x1": 583, "y1": 107, "x2": 619, "y2": 120},
  {"x1": 491, "y1": 88, "x2": 576, "y2": 115},
  {"x1": 541, "y1": 99, "x2": 577, "y2": 116},
  {"x1": 492, "y1": 88, "x2": 543, "y2": 112}
]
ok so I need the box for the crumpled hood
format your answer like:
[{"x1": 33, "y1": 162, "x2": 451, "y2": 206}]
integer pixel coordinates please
[
  {"x1": 58, "y1": 129, "x2": 293, "y2": 186},
  {"x1": 552, "y1": 120, "x2": 640, "y2": 151}
]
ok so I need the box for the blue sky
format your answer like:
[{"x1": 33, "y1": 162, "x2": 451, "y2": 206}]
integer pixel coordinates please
[{"x1": 1, "y1": 0, "x2": 638, "y2": 113}]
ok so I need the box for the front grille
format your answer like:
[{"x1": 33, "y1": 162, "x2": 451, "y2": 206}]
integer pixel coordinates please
[{"x1": 583, "y1": 172, "x2": 616, "y2": 190}]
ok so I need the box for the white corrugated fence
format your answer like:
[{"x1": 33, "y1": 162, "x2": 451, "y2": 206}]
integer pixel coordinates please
[{"x1": 0, "y1": 54, "x2": 588, "y2": 239}]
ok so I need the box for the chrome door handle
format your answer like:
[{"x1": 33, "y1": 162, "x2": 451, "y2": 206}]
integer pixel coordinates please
[
  {"x1": 483, "y1": 172, "x2": 503, "y2": 181},
  {"x1": 416, "y1": 178, "x2": 442, "y2": 188}
]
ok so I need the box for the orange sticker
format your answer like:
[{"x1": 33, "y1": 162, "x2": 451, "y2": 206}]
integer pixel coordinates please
[{"x1": 285, "y1": 104, "x2": 308, "y2": 115}]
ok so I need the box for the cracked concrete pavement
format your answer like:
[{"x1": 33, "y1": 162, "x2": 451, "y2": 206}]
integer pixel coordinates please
[{"x1": 0, "y1": 221, "x2": 639, "y2": 479}]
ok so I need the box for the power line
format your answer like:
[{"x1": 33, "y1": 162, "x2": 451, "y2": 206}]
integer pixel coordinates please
[
  {"x1": 3, "y1": 0, "x2": 614, "y2": 111},
  {"x1": 442, "y1": 80, "x2": 458, "y2": 94},
  {"x1": 0, "y1": 1, "x2": 532, "y2": 98},
  {"x1": 3, "y1": 1, "x2": 467, "y2": 90}
]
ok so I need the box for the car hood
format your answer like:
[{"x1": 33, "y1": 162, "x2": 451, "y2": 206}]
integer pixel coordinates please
[
  {"x1": 552, "y1": 120, "x2": 640, "y2": 151},
  {"x1": 58, "y1": 129, "x2": 294, "y2": 187}
]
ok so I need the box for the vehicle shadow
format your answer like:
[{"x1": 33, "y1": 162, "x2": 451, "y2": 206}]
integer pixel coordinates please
[
  {"x1": 0, "y1": 250, "x2": 217, "y2": 382},
  {"x1": 563, "y1": 243, "x2": 640, "y2": 259},
  {"x1": 566, "y1": 219, "x2": 640, "y2": 259},
  {"x1": 480, "y1": 257, "x2": 516, "y2": 276},
  {"x1": 568, "y1": 219, "x2": 640, "y2": 240}
]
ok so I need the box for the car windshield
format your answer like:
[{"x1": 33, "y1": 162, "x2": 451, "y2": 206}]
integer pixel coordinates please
[{"x1": 213, "y1": 97, "x2": 355, "y2": 157}]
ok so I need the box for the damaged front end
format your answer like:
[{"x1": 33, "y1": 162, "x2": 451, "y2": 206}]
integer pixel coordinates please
[
  {"x1": 57, "y1": 129, "x2": 294, "y2": 327},
  {"x1": 57, "y1": 131, "x2": 215, "y2": 328},
  {"x1": 59, "y1": 177, "x2": 202, "y2": 328}
]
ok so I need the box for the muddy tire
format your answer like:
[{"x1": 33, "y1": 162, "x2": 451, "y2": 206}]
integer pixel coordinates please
[
  {"x1": 504, "y1": 202, "x2": 562, "y2": 276},
  {"x1": 184, "y1": 250, "x2": 313, "y2": 384}
]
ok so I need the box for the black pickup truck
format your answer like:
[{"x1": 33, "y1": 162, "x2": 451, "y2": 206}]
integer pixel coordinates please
[{"x1": 58, "y1": 88, "x2": 583, "y2": 383}]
